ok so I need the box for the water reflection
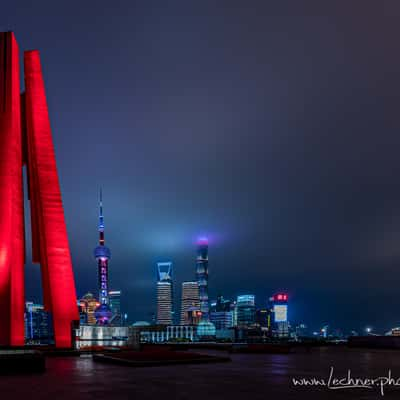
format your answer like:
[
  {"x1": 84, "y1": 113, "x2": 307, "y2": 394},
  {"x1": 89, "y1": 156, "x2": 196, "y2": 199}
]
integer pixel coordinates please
[{"x1": 0, "y1": 348, "x2": 400, "y2": 400}]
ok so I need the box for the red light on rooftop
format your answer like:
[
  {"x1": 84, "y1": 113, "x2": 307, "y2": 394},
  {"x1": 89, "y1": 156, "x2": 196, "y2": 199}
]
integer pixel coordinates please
[{"x1": 274, "y1": 293, "x2": 288, "y2": 302}]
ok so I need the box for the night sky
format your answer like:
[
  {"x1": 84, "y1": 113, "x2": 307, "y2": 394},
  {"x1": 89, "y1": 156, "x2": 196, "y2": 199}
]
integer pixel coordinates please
[{"x1": 2, "y1": 1, "x2": 400, "y2": 333}]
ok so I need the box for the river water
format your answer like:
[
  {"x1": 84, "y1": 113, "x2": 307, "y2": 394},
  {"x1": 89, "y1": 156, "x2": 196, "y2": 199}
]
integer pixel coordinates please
[{"x1": 1, "y1": 347, "x2": 400, "y2": 399}]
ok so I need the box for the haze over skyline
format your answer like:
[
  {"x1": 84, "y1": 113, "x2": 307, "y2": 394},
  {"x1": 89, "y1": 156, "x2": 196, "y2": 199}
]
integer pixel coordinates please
[{"x1": 3, "y1": 1, "x2": 400, "y2": 332}]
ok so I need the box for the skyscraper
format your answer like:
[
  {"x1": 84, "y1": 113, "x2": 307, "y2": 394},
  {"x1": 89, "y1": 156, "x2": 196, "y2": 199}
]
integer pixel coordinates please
[
  {"x1": 25, "y1": 302, "x2": 54, "y2": 344},
  {"x1": 94, "y1": 190, "x2": 112, "y2": 324},
  {"x1": 216, "y1": 294, "x2": 232, "y2": 312},
  {"x1": 156, "y1": 262, "x2": 173, "y2": 325},
  {"x1": 196, "y1": 238, "x2": 209, "y2": 320},
  {"x1": 0, "y1": 32, "x2": 79, "y2": 347},
  {"x1": 270, "y1": 293, "x2": 289, "y2": 337},
  {"x1": 109, "y1": 290, "x2": 122, "y2": 325},
  {"x1": 210, "y1": 294, "x2": 233, "y2": 330},
  {"x1": 180, "y1": 281, "x2": 200, "y2": 325},
  {"x1": 210, "y1": 311, "x2": 233, "y2": 330},
  {"x1": 157, "y1": 262, "x2": 173, "y2": 283},
  {"x1": 78, "y1": 292, "x2": 98, "y2": 325},
  {"x1": 236, "y1": 295, "x2": 256, "y2": 327}
]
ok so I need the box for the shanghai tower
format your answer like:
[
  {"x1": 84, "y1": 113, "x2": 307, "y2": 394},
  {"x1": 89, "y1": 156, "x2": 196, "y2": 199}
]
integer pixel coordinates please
[
  {"x1": 0, "y1": 32, "x2": 79, "y2": 347},
  {"x1": 196, "y1": 238, "x2": 209, "y2": 320}
]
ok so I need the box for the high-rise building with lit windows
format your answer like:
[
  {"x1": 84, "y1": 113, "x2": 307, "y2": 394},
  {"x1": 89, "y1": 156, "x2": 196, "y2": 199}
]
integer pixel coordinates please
[
  {"x1": 156, "y1": 262, "x2": 173, "y2": 325},
  {"x1": 196, "y1": 238, "x2": 209, "y2": 320},
  {"x1": 270, "y1": 293, "x2": 289, "y2": 337},
  {"x1": 180, "y1": 281, "x2": 200, "y2": 325},
  {"x1": 215, "y1": 294, "x2": 231, "y2": 311},
  {"x1": 78, "y1": 292, "x2": 99, "y2": 325},
  {"x1": 25, "y1": 302, "x2": 53, "y2": 344},
  {"x1": 109, "y1": 290, "x2": 122, "y2": 325},
  {"x1": 236, "y1": 294, "x2": 256, "y2": 327},
  {"x1": 157, "y1": 262, "x2": 173, "y2": 283},
  {"x1": 210, "y1": 311, "x2": 233, "y2": 330}
]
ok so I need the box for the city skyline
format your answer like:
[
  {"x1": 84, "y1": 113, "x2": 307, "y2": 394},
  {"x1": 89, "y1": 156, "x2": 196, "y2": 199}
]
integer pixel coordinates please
[
  {"x1": 2, "y1": 1, "x2": 400, "y2": 334},
  {"x1": 22, "y1": 173, "x2": 400, "y2": 333},
  {"x1": 2, "y1": 4, "x2": 400, "y2": 400}
]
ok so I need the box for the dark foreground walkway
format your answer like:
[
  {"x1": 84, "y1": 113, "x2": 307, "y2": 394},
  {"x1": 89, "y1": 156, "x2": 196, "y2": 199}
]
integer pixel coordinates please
[{"x1": 1, "y1": 347, "x2": 400, "y2": 399}]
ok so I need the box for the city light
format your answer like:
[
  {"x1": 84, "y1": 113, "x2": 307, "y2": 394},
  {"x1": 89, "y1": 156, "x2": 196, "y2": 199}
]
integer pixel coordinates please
[
  {"x1": 197, "y1": 237, "x2": 209, "y2": 245},
  {"x1": 273, "y1": 305, "x2": 288, "y2": 322},
  {"x1": 274, "y1": 293, "x2": 288, "y2": 302},
  {"x1": 2, "y1": 6, "x2": 398, "y2": 400}
]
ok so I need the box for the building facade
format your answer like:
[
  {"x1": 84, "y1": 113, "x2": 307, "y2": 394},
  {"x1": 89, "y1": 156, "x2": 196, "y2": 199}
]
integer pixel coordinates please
[
  {"x1": 236, "y1": 295, "x2": 256, "y2": 327},
  {"x1": 210, "y1": 311, "x2": 233, "y2": 330},
  {"x1": 156, "y1": 262, "x2": 173, "y2": 325},
  {"x1": 78, "y1": 293, "x2": 99, "y2": 325},
  {"x1": 74, "y1": 325, "x2": 139, "y2": 349},
  {"x1": 25, "y1": 302, "x2": 53, "y2": 344},
  {"x1": 215, "y1": 295, "x2": 232, "y2": 312},
  {"x1": 270, "y1": 293, "x2": 289, "y2": 337},
  {"x1": 139, "y1": 325, "x2": 196, "y2": 343},
  {"x1": 180, "y1": 281, "x2": 200, "y2": 325},
  {"x1": 109, "y1": 290, "x2": 122, "y2": 325},
  {"x1": 196, "y1": 238, "x2": 209, "y2": 320}
]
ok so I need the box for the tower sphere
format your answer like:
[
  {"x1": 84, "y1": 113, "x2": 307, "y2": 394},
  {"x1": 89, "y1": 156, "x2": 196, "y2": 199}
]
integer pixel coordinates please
[{"x1": 94, "y1": 245, "x2": 111, "y2": 260}]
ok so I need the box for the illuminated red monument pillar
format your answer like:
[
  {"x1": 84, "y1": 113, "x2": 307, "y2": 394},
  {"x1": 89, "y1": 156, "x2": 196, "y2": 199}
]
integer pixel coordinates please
[{"x1": 0, "y1": 32, "x2": 79, "y2": 348}]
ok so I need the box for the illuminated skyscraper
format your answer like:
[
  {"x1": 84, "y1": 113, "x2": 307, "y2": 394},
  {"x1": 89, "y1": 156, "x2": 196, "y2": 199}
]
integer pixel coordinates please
[
  {"x1": 180, "y1": 281, "x2": 200, "y2": 325},
  {"x1": 78, "y1": 293, "x2": 98, "y2": 325},
  {"x1": 270, "y1": 293, "x2": 289, "y2": 337},
  {"x1": 109, "y1": 290, "x2": 121, "y2": 315},
  {"x1": 196, "y1": 238, "x2": 209, "y2": 320},
  {"x1": 236, "y1": 295, "x2": 256, "y2": 327},
  {"x1": 157, "y1": 262, "x2": 173, "y2": 283},
  {"x1": 215, "y1": 294, "x2": 231, "y2": 312},
  {"x1": 237, "y1": 295, "x2": 255, "y2": 306},
  {"x1": 210, "y1": 294, "x2": 233, "y2": 330},
  {"x1": 25, "y1": 302, "x2": 53, "y2": 344},
  {"x1": 210, "y1": 311, "x2": 233, "y2": 330},
  {"x1": 156, "y1": 262, "x2": 173, "y2": 325},
  {"x1": 94, "y1": 190, "x2": 112, "y2": 324},
  {"x1": 109, "y1": 290, "x2": 122, "y2": 325}
]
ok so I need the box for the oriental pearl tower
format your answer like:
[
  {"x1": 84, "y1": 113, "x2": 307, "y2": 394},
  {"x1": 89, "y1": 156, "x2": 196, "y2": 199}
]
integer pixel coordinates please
[{"x1": 94, "y1": 189, "x2": 112, "y2": 324}]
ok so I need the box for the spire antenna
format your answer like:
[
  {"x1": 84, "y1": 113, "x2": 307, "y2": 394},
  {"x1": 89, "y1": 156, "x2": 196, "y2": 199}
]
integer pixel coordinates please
[{"x1": 99, "y1": 188, "x2": 105, "y2": 244}]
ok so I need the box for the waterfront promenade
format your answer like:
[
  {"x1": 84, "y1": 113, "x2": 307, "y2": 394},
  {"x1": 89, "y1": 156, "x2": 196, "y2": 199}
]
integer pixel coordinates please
[{"x1": 1, "y1": 347, "x2": 400, "y2": 399}]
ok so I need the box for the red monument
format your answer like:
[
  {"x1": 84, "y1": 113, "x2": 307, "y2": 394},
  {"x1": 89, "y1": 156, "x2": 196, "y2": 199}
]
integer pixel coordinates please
[{"x1": 0, "y1": 32, "x2": 79, "y2": 348}]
